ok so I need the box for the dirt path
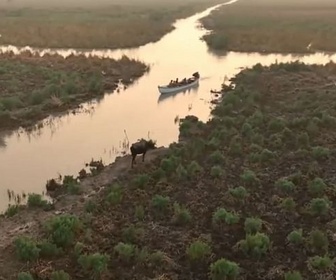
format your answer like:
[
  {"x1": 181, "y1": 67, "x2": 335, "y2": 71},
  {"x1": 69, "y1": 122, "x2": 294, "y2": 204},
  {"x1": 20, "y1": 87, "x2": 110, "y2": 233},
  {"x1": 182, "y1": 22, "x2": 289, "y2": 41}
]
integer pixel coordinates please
[{"x1": 0, "y1": 147, "x2": 168, "y2": 279}]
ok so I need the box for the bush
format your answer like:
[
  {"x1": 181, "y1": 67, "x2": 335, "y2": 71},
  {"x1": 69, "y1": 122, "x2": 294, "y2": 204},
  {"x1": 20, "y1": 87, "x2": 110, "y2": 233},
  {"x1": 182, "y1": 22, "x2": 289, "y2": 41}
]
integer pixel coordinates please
[
  {"x1": 210, "y1": 165, "x2": 223, "y2": 178},
  {"x1": 229, "y1": 186, "x2": 249, "y2": 201},
  {"x1": 287, "y1": 229, "x2": 303, "y2": 245},
  {"x1": 237, "y1": 232, "x2": 271, "y2": 258},
  {"x1": 114, "y1": 242, "x2": 135, "y2": 261},
  {"x1": 308, "y1": 255, "x2": 334, "y2": 270},
  {"x1": 50, "y1": 270, "x2": 71, "y2": 280},
  {"x1": 78, "y1": 253, "x2": 109, "y2": 277},
  {"x1": 17, "y1": 272, "x2": 34, "y2": 280},
  {"x1": 186, "y1": 240, "x2": 211, "y2": 261},
  {"x1": 210, "y1": 258, "x2": 240, "y2": 280},
  {"x1": 152, "y1": 195, "x2": 170, "y2": 211},
  {"x1": 173, "y1": 202, "x2": 191, "y2": 225},
  {"x1": 27, "y1": 193, "x2": 50, "y2": 208},
  {"x1": 14, "y1": 236, "x2": 40, "y2": 262},
  {"x1": 44, "y1": 214, "x2": 82, "y2": 248},
  {"x1": 106, "y1": 183, "x2": 123, "y2": 205},
  {"x1": 213, "y1": 208, "x2": 240, "y2": 225},
  {"x1": 244, "y1": 217, "x2": 262, "y2": 234},
  {"x1": 284, "y1": 271, "x2": 303, "y2": 280}
]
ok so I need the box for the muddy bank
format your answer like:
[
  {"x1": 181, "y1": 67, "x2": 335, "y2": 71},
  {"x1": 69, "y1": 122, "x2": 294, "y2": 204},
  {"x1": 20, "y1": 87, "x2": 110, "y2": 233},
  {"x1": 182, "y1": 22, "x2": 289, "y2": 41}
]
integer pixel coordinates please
[
  {"x1": 0, "y1": 52, "x2": 148, "y2": 131},
  {"x1": 3, "y1": 61, "x2": 336, "y2": 278}
]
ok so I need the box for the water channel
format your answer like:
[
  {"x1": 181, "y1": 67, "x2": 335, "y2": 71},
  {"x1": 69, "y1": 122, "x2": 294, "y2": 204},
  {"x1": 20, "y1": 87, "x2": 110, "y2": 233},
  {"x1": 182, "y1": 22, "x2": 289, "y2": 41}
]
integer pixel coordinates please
[{"x1": 0, "y1": 0, "x2": 336, "y2": 212}]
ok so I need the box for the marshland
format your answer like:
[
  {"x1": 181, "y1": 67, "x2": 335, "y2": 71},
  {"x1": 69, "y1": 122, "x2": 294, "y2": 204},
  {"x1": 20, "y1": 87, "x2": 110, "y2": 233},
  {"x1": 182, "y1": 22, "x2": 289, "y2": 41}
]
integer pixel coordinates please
[{"x1": 1, "y1": 0, "x2": 336, "y2": 279}]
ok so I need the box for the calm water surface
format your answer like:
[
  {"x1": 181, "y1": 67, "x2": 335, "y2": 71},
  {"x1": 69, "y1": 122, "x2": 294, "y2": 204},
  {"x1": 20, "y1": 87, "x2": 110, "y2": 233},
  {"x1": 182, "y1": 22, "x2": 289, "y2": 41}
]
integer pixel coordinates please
[{"x1": 0, "y1": 0, "x2": 336, "y2": 212}]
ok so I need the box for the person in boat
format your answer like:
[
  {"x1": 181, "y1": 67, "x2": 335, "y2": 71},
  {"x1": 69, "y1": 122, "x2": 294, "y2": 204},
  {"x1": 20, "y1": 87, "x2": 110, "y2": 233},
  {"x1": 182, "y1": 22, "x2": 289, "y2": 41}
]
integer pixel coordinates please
[{"x1": 181, "y1": 78, "x2": 187, "y2": 84}]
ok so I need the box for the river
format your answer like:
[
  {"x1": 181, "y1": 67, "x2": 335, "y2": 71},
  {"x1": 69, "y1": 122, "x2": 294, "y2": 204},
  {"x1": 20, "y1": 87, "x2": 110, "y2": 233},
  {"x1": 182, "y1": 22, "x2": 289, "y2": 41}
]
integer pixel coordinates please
[{"x1": 0, "y1": 0, "x2": 336, "y2": 212}]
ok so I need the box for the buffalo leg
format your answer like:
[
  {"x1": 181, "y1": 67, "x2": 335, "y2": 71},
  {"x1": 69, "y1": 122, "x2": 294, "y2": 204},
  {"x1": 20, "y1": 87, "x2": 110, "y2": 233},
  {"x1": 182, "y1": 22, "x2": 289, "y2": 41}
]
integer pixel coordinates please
[
  {"x1": 142, "y1": 151, "x2": 147, "y2": 162},
  {"x1": 131, "y1": 154, "x2": 137, "y2": 168}
]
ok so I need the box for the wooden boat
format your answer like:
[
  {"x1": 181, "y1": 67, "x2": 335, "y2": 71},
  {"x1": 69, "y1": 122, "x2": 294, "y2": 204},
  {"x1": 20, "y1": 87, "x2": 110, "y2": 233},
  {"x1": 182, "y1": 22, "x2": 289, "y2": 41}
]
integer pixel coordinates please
[{"x1": 158, "y1": 72, "x2": 200, "y2": 94}]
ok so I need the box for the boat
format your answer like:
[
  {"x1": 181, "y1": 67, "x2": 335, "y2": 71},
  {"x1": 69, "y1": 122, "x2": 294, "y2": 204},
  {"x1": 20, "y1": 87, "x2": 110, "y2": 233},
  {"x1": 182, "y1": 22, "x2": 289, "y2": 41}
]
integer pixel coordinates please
[{"x1": 158, "y1": 72, "x2": 200, "y2": 94}]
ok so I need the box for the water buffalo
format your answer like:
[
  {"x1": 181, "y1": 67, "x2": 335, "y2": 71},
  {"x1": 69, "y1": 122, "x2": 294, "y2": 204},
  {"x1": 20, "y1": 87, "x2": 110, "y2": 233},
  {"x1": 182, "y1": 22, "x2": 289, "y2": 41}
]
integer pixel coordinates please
[{"x1": 130, "y1": 139, "x2": 156, "y2": 168}]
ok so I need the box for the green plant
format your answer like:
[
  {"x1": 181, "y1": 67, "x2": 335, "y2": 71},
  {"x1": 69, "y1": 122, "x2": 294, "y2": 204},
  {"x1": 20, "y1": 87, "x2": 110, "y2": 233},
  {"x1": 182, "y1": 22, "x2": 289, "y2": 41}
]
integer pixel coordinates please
[
  {"x1": 38, "y1": 240, "x2": 61, "y2": 258},
  {"x1": 50, "y1": 270, "x2": 71, "y2": 280},
  {"x1": 284, "y1": 271, "x2": 303, "y2": 280},
  {"x1": 244, "y1": 217, "x2": 262, "y2": 234},
  {"x1": 122, "y1": 225, "x2": 144, "y2": 243},
  {"x1": 213, "y1": 208, "x2": 240, "y2": 225},
  {"x1": 229, "y1": 186, "x2": 249, "y2": 201},
  {"x1": 309, "y1": 197, "x2": 332, "y2": 216},
  {"x1": 209, "y1": 150, "x2": 225, "y2": 164},
  {"x1": 186, "y1": 240, "x2": 211, "y2": 261},
  {"x1": 240, "y1": 169, "x2": 259, "y2": 185},
  {"x1": 17, "y1": 272, "x2": 34, "y2": 280},
  {"x1": 176, "y1": 164, "x2": 189, "y2": 181},
  {"x1": 280, "y1": 197, "x2": 296, "y2": 212},
  {"x1": 14, "y1": 236, "x2": 40, "y2": 262},
  {"x1": 74, "y1": 242, "x2": 85, "y2": 257},
  {"x1": 308, "y1": 178, "x2": 326, "y2": 196},
  {"x1": 307, "y1": 230, "x2": 329, "y2": 252},
  {"x1": 152, "y1": 195, "x2": 170, "y2": 211},
  {"x1": 287, "y1": 229, "x2": 303, "y2": 245},
  {"x1": 187, "y1": 160, "x2": 203, "y2": 176},
  {"x1": 308, "y1": 255, "x2": 334, "y2": 270},
  {"x1": 44, "y1": 214, "x2": 82, "y2": 248},
  {"x1": 133, "y1": 174, "x2": 150, "y2": 188},
  {"x1": 5, "y1": 204, "x2": 20, "y2": 217},
  {"x1": 210, "y1": 165, "x2": 223, "y2": 178},
  {"x1": 114, "y1": 242, "x2": 136, "y2": 261},
  {"x1": 106, "y1": 183, "x2": 123, "y2": 205},
  {"x1": 135, "y1": 205, "x2": 145, "y2": 220},
  {"x1": 84, "y1": 200, "x2": 96, "y2": 213},
  {"x1": 237, "y1": 232, "x2": 271, "y2": 258},
  {"x1": 275, "y1": 179, "x2": 295, "y2": 193},
  {"x1": 312, "y1": 146, "x2": 330, "y2": 159},
  {"x1": 78, "y1": 253, "x2": 109, "y2": 278},
  {"x1": 210, "y1": 258, "x2": 240, "y2": 280},
  {"x1": 173, "y1": 202, "x2": 191, "y2": 225},
  {"x1": 149, "y1": 250, "x2": 165, "y2": 266},
  {"x1": 27, "y1": 193, "x2": 50, "y2": 208}
]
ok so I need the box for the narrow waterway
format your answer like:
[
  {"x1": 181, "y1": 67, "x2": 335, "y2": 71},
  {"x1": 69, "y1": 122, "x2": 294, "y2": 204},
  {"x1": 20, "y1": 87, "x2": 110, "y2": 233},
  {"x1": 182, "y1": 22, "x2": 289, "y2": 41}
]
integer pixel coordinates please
[{"x1": 0, "y1": 0, "x2": 336, "y2": 212}]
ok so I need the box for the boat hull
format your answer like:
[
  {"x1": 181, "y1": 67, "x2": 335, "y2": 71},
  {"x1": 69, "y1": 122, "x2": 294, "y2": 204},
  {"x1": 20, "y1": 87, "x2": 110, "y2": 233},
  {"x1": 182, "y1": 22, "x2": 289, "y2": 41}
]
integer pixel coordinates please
[{"x1": 158, "y1": 78, "x2": 199, "y2": 94}]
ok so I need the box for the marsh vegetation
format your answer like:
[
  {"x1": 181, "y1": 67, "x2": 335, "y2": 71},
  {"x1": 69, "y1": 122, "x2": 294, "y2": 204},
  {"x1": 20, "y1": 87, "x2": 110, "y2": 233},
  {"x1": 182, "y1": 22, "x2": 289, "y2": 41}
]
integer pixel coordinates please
[
  {"x1": 201, "y1": 0, "x2": 336, "y2": 53},
  {"x1": 0, "y1": 52, "x2": 148, "y2": 129},
  {"x1": 0, "y1": 0, "x2": 222, "y2": 49},
  {"x1": 3, "y1": 61, "x2": 336, "y2": 279}
]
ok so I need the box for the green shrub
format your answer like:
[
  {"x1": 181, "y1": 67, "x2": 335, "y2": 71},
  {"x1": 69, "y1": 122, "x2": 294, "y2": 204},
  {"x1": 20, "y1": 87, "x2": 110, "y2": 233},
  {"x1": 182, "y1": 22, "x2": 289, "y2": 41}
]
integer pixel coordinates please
[
  {"x1": 38, "y1": 240, "x2": 61, "y2": 258},
  {"x1": 244, "y1": 217, "x2": 262, "y2": 234},
  {"x1": 133, "y1": 174, "x2": 150, "y2": 188},
  {"x1": 186, "y1": 240, "x2": 211, "y2": 261},
  {"x1": 213, "y1": 208, "x2": 240, "y2": 225},
  {"x1": 114, "y1": 242, "x2": 135, "y2": 261},
  {"x1": 287, "y1": 229, "x2": 303, "y2": 245},
  {"x1": 27, "y1": 193, "x2": 50, "y2": 208},
  {"x1": 106, "y1": 183, "x2": 123, "y2": 205},
  {"x1": 78, "y1": 253, "x2": 109, "y2": 277},
  {"x1": 17, "y1": 272, "x2": 34, "y2": 280},
  {"x1": 14, "y1": 236, "x2": 40, "y2": 262},
  {"x1": 275, "y1": 179, "x2": 295, "y2": 193},
  {"x1": 44, "y1": 214, "x2": 82, "y2": 248},
  {"x1": 173, "y1": 202, "x2": 191, "y2": 225},
  {"x1": 210, "y1": 165, "x2": 223, "y2": 178},
  {"x1": 229, "y1": 186, "x2": 249, "y2": 201},
  {"x1": 152, "y1": 195, "x2": 170, "y2": 211},
  {"x1": 308, "y1": 178, "x2": 326, "y2": 196},
  {"x1": 237, "y1": 232, "x2": 271, "y2": 258},
  {"x1": 309, "y1": 197, "x2": 332, "y2": 216},
  {"x1": 307, "y1": 230, "x2": 329, "y2": 252},
  {"x1": 210, "y1": 258, "x2": 240, "y2": 280},
  {"x1": 50, "y1": 270, "x2": 71, "y2": 280},
  {"x1": 308, "y1": 255, "x2": 334, "y2": 270},
  {"x1": 284, "y1": 271, "x2": 303, "y2": 280}
]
